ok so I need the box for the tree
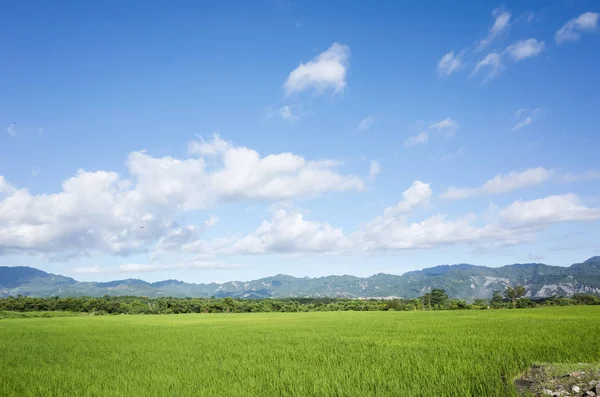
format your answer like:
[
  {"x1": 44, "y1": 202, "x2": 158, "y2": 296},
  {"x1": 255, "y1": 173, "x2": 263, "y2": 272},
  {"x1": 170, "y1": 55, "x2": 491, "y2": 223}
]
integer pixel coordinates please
[
  {"x1": 504, "y1": 285, "x2": 526, "y2": 308},
  {"x1": 422, "y1": 289, "x2": 448, "y2": 309},
  {"x1": 473, "y1": 299, "x2": 489, "y2": 309},
  {"x1": 490, "y1": 290, "x2": 504, "y2": 308}
]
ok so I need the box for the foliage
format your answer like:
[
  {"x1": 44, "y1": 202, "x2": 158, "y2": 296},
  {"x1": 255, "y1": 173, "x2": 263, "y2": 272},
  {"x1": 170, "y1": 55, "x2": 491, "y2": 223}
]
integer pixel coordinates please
[
  {"x1": 1, "y1": 289, "x2": 599, "y2": 316},
  {"x1": 1, "y1": 307, "x2": 600, "y2": 396},
  {"x1": 504, "y1": 285, "x2": 526, "y2": 308}
]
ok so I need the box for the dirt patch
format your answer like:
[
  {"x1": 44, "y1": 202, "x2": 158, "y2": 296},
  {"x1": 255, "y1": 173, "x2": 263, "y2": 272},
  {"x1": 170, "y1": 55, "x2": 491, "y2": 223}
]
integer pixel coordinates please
[{"x1": 515, "y1": 363, "x2": 600, "y2": 396}]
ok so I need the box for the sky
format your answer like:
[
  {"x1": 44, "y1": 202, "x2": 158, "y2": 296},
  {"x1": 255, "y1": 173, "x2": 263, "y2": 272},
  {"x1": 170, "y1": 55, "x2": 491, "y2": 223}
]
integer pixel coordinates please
[{"x1": 1, "y1": 0, "x2": 600, "y2": 283}]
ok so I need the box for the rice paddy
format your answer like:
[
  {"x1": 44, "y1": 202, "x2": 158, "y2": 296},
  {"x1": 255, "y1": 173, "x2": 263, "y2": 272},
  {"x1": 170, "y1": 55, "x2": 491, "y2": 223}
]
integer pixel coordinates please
[{"x1": 1, "y1": 306, "x2": 599, "y2": 396}]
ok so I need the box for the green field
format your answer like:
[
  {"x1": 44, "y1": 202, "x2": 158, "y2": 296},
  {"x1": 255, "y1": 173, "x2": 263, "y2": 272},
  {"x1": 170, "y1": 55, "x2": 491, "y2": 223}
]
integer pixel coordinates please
[{"x1": 1, "y1": 307, "x2": 599, "y2": 396}]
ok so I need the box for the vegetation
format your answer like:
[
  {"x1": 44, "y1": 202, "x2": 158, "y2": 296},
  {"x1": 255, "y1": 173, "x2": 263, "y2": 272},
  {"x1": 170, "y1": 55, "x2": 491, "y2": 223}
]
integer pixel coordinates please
[
  {"x1": 1, "y1": 307, "x2": 599, "y2": 396},
  {"x1": 1, "y1": 286, "x2": 598, "y2": 315}
]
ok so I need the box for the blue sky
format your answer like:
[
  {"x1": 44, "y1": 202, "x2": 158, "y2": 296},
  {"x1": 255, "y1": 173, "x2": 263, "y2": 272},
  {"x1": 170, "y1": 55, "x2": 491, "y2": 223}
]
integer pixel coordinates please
[{"x1": 1, "y1": 0, "x2": 599, "y2": 283}]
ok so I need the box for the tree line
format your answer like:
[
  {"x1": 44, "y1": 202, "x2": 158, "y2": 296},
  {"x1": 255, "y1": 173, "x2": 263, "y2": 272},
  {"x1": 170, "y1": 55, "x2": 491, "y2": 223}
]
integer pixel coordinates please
[{"x1": 1, "y1": 286, "x2": 599, "y2": 315}]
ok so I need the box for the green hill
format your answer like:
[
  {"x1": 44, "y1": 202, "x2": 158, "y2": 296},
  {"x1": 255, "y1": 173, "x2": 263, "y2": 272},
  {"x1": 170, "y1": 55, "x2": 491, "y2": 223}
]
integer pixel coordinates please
[{"x1": 2, "y1": 257, "x2": 600, "y2": 300}]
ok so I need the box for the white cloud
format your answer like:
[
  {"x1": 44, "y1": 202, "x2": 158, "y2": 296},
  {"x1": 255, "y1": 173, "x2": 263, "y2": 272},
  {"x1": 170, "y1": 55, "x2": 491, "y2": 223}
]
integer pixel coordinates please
[
  {"x1": 383, "y1": 181, "x2": 432, "y2": 217},
  {"x1": 0, "y1": 177, "x2": 14, "y2": 195},
  {"x1": 515, "y1": 108, "x2": 528, "y2": 117},
  {"x1": 157, "y1": 173, "x2": 600, "y2": 256},
  {"x1": 499, "y1": 194, "x2": 600, "y2": 227},
  {"x1": 478, "y1": 9, "x2": 512, "y2": 50},
  {"x1": 278, "y1": 105, "x2": 299, "y2": 121},
  {"x1": 6, "y1": 123, "x2": 16, "y2": 137},
  {"x1": 71, "y1": 266, "x2": 103, "y2": 274},
  {"x1": 119, "y1": 261, "x2": 238, "y2": 273},
  {"x1": 471, "y1": 52, "x2": 504, "y2": 82},
  {"x1": 405, "y1": 118, "x2": 458, "y2": 147},
  {"x1": 205, "y1": 215, "x2": 219, "y2": 227},
  {"x1": 512, "y1": 108, "x2": 541, "y2": 131},
  {"x1": 369, "y1": 160, "x2": 382, "y2": 180},
  {"x1": 437, "y1": 51, "x2": 462, "y2": 76},
  {"x1": 0, "y1": 134, "x2": 363, "y2": 257},
  {"x1": 404, "y1": 132, "x2": 429, "y2": 147},
  {"x1": 72, "y1": 261, "x2": 239, "y2": 274},
  {"x1": 555, "y1": 12, "x2": 599, "y2": 44},
  {"x1": 518, "y1": 11, "x2": 535, "y2": 24},
  {"x1": 231, "y1": 207, "x2": 349, "y2": 254},
  {"x1": 506, "y1": 38, "x2": 545, "y2": 61},
  {"x1": 441, "y1": 167, "x2": 553, "y2": 200},
  {"x1": 562, "y1": 170, "x2": 600, "y2": 183},
  {"x1": 284, "y1": 42, "x2": 350, "y2": 96},
  {"x1": 512, "y1": 117, "x2": 532, "y2": 131},
  {"x1": 357, "y1": 116, "x2": 376, "y2": 131},
  {"x1": 225, "y1": 188, "x2": 600, "y2": 255},
  {"x1": 430, "y1": 118, "x2": 459, "y2": 138},
  {"x1": 188, "y1": 132, "x2": 230, "y2": 156}
]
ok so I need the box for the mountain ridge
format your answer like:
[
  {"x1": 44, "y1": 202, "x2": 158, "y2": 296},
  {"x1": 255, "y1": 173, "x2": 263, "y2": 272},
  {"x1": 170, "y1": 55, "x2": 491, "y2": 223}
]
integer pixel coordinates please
[{"x1": 1, "y1": 257, "x2": 600, "y2": 300}]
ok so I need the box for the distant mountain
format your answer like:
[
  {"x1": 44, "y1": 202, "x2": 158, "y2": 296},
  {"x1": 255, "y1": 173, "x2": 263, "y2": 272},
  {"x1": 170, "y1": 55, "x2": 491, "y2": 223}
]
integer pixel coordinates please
[{"x1": 2, "y1": 257, "x2": 600, "y2": 300}]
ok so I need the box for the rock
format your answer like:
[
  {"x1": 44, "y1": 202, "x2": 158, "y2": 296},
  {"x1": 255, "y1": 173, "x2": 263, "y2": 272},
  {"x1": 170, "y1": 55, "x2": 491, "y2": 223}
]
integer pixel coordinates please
[
  {"x1": 572, "y1": 385, "x2": 581, "y2": 393},
  {"x1": 585, "y1": 391, "x2": 596, "y2": 396},
  {"x1": 570, "y1": 372, "x2": 583, "y2": 378},
  {"x1": 543, "y1": 389, "x2": 554, "y2": 396},
  {"x1": 596, "y1": 384, "x2": 600, "y2": 395}
]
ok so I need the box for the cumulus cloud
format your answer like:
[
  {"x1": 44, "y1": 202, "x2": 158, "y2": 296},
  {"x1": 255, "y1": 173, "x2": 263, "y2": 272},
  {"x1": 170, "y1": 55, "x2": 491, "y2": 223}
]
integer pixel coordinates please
[
  {"x1": 231, "y1": 207, "x2": 349, "y2": 254},
  {"x1": 369, "y1": 160, "x2": 382, "y2": 180},
  {"x1": 437, "y1": 51, "x2": 462, "y2": 76},
  {"x1": 555, "y1": 12, "x2": 599, "y2": 44},
  {"x1": 383, "y1": 181, "x2": 432, "y2": 217},
  {"x1": 499, "y1": 194, "x2": 600, "y2": 227},
  {"x1": 471, "y1": 52, "x2": 504, "y2": 82},
  {"x1": 506, "y1": 38, "x2": 545, "y2": 61},
  {"x1": 441, "y1": 167, "x2": 553, "y2": 200},
  {"x1": 0, "y1": 134, "x2": 363, "y2": 257},
  {"x1": 284, "y1": 42, "x2": 350, "y2": 96},
  {"x1": 223, "y1": 182, "x2": 600, "y2": 255}
]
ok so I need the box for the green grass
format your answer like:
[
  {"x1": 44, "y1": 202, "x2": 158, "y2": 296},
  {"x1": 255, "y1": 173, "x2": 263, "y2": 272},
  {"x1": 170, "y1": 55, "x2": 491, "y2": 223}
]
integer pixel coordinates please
[
  {"x1": 0, "y1": 310, "x2": 84, "y2": 319},
  {"x1": 1, "y1": 307, "x2": 599, "y2": 396}
]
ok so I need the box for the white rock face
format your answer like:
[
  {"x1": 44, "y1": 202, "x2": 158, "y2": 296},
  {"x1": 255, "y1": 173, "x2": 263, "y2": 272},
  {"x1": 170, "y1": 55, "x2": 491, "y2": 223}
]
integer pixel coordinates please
[
  {"x1": 533, "y1": 283, "x2": 600, "y2": 297},
  {"x1": 483, "y1": 276, "x2": 510, "y2": 287}
]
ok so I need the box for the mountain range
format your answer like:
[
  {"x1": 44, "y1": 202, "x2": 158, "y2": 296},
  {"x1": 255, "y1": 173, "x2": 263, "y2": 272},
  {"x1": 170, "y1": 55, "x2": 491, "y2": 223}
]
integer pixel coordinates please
[{"x1": 1, "y1": 257, "x2": 600, "y2": 300}]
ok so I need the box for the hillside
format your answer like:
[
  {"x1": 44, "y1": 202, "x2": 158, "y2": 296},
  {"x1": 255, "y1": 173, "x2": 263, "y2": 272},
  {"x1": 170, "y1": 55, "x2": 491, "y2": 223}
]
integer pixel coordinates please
[{"x1": 1, "y1": 257, "x2": 600, "y2": 300}]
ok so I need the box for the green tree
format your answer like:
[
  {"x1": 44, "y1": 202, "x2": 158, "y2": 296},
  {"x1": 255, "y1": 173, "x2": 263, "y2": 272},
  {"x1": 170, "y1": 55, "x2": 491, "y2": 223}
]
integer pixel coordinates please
[
  {"x1": 504, "y1": 285, "x2": 526, "y2": 308},
  {"x1": 490, "y1": 290, "x2": 504, "y2": 308}
]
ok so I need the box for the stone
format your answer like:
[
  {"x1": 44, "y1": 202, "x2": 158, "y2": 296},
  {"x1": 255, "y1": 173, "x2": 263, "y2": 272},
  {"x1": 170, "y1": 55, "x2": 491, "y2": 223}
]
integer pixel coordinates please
[
  {"x1": 542, "y1": 389, "x2": 554, "y2": 396},
  {"x1": 596, "y1": 384, "x2": 600, "y2": 395},
  {"x1": 585, "y1": 390, "x2": 596, "y2": 396},
  {"x1": 571, "y1": 372, "x2": 583, "y2": 378},
  {"x1": 572, "y1": 385, "x2": 580, "y2": 393}
]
